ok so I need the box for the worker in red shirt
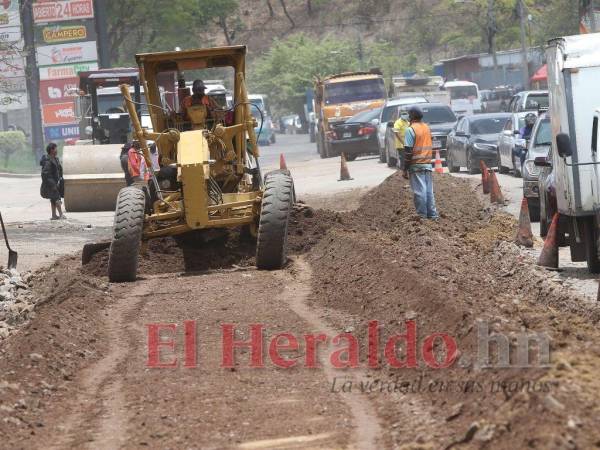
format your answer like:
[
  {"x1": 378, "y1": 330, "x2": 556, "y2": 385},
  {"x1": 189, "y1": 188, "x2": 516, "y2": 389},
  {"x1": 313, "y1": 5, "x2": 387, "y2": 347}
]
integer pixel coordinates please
[{"x1": 127, "y1": 142, "x2": 149, "y2": 183}]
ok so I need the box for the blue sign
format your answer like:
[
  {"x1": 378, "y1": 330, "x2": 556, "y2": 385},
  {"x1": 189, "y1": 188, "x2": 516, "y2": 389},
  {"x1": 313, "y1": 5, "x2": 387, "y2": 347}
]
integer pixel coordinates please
[{"x1": 44, "y1": 124, "x2": 79, "y2": 141}]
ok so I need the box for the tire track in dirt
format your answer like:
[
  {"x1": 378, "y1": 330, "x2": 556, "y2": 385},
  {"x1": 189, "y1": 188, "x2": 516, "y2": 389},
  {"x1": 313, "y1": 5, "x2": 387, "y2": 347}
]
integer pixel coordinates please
[
  {"x1": 49, "y1": 276, "x2": 160, "y2": 449},
  {"x1": 282, "y1": 256, "x2": 382, "y2": 450}
]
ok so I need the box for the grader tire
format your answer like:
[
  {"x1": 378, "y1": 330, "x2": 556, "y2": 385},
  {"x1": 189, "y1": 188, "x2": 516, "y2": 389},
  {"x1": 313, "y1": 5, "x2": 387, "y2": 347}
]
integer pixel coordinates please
[
  {"x1": 256, "y1": 173, "x2": 293, "y2": 270},
  {"x1": 108, "y1": 187, "x2": 146, "y2": 282}
]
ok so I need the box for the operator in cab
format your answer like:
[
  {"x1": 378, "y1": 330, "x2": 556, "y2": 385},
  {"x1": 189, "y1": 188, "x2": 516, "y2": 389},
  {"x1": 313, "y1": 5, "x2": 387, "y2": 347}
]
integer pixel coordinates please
[{"x1": 181, "y1": 79, "x2": 218, "y2": 129}]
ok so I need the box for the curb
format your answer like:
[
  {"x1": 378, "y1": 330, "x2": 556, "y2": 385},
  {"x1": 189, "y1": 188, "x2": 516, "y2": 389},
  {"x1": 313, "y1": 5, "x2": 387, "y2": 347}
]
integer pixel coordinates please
[{"x1": 0, "y1": 172, "x2": 37, "y2": 179}]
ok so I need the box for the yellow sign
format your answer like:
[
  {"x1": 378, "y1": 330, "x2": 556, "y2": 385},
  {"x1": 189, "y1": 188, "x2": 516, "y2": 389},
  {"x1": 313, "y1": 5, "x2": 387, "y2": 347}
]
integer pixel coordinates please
[{"x1": 42, "y1": 25, "x2": 87, "y2": 44}]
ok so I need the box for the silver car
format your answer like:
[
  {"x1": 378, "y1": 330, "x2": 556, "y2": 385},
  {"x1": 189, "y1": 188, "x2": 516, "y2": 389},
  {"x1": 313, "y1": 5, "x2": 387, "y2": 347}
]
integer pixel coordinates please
[
  {"x1": 497, "y1": 112, "x2": 532, "y2": 177},
  {"x1": 522, "y1": 113, "x2": 551, "y2": 222}
]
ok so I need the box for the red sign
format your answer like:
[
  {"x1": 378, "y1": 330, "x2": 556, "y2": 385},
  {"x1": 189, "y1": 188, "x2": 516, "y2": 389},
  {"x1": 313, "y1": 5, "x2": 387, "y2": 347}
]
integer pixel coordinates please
[
  {"x1": 33, "y1": 0, "x2": 94, "y2": 24},
  {"x1": 42, "y1": 101, "x2": 76, "y2": 125},
  {"x1": 39, "y1": 77, "x2": 78, "y2": 104}
]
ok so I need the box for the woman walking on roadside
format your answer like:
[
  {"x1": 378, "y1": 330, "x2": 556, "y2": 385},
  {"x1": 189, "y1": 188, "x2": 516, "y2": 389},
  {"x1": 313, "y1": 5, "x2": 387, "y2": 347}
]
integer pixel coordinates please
[{"x1": 40, "y1": 142, "x2": 66, "y2": 220}]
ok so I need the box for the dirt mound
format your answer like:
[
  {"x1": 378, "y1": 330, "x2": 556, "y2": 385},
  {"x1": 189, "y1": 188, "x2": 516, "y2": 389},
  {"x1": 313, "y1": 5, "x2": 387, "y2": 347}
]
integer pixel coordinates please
[{"x1": 307, "y1": 172, "x2": 600, "y2": 449}]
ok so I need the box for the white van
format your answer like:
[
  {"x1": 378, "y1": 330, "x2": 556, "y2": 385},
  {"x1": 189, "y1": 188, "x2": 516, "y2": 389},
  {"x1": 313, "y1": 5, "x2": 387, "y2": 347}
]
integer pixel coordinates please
[
  {"x1": 443, "y1": 80, "x2": 481, "y2": 116},
  {"x1": 545, "y1": 32, "x2": 600, "y2": 272}
]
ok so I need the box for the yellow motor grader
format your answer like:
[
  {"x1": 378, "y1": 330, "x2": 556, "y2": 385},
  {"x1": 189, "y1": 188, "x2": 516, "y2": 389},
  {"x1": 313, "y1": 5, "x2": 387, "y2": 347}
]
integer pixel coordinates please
[{"x1": 104, "y1": 46, "x2": 293, "y2": 282}]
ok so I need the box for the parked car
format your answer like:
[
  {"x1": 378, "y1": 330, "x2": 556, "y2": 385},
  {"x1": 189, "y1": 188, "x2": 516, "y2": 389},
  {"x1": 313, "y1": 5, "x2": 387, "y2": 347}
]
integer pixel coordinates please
[
  {"x1": 497, "y1": 112, "x2": 534, "y2": 176},
  {"x1": 384, "y1": 103, "x2": 457, "y2": 168},
  {"x1": 446, "y1": 113, "x2": 511, "y2": 174},
  {"x1": 506, "y1": 90, "x2": 549, "y2": 113},
  {"x1": 376, "y1": 96, "x2": 428, "y2": 163},
  {"x1": 329, "y1": 107, "x2": 382, "y2": 161},
  {"x1": 522, "y1": 113, "x2": 551, "y2": 222}
]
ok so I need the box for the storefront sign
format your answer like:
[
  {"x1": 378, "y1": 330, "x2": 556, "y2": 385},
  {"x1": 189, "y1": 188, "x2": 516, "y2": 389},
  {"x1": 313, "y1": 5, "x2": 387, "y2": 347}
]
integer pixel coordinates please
[
  {"x1": 42, "y1": 101, "x2": 77, "y2": 125},
  {"x1": 0, "y1": 76, "x2": 26, "y2": 93},
  {"x1": 39, "y1": 61, "x2": 98, "y2": 80},
  {"x1": 33, "y1": 0, "x2": 94, "y2": 24},
  {"x1": 35, "y1": 19, "x2": 96, "y2": 44},
  {"x1": 0, "y1": 90, "x2": 27, "y2": 112},
  {"x1": 0, "y1": 0, "x2": 20, "y2": 28},
  {"x1": 36, "y1": 40, "x2": 97, "y2": 66},
  {"x1": 44, "y1": 123, "x2": 80, "y2": 140}
]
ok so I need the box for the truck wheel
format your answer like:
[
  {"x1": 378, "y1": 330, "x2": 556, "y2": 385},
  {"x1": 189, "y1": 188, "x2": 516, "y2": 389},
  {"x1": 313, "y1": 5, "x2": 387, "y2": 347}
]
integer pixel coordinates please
[
  {"x1": 583, "y1": 218, "x2": 600, "y2": 274},
  {"x1": 466, "y1": 151, "x2": 480, "y2": 175},
  {"x1": 386, "y1": 147, "x2": 397, "y2": 168},
  {"x1": 256, "y1": 173, "x2": 293, "y2": 270},
  {"x1": 379, "y1": 143, "x2": 387, "y2": 164},
  {"x1": 108, "y1": 187, "x2": 146, "y2": 282},
  {"x1": 346, "y1": 154, "x2": 358, "y2": 161},
  {"x1": 447, "y1": 151, "x2": 459, "y2": 173},
  {"x1": 498, "y1": 151, "x2": 509, "y2": 174},
  {"x1": 513, "y1": 154, "x2": 522, "y2": 178}
]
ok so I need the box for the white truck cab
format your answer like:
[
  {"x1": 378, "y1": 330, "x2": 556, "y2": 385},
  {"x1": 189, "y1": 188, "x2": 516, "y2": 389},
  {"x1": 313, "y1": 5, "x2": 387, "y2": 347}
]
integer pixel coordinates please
[
  {"x1": 547, "y1": 32, "x2": 600, "y2": 272},
  {"x1": 443, "y1": 80, "x2": 481, "y2": 116}
]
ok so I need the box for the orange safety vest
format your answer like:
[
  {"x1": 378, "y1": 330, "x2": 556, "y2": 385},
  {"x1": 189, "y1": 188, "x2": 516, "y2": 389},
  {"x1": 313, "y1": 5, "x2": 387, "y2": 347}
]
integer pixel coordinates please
[{"x1": 409, "y1": 122, "x2": 433, "y2": 165}]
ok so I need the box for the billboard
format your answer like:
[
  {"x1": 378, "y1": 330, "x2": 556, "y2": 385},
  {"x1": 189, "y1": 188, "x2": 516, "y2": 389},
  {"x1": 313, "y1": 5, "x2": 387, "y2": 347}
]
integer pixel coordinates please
[
  {"x1": 0, "y1": 26, "x2": 22, "y2": 43},
  {"x1": 0, "y1": 91, "x2": 28, "y2": 113},
  {"x1": 39, "y1": 60, "x2": 98, "y2": 80},
  {"x1": 0, "y1": 53, "x2": 25, "y2": 78},
  {"x1": 35, "y1": 19, "x2": 96, "y2": 44},
  {"x1": 36, "y1": 40, "x2": 98, "y2": 66},
  {"x1": 33, "y1": 0, "x2": 94, "y2": 24},
  {"x1": 0, "y1": 76, "x2": 26, "y2": 92},
  {"x1": 42, "y1": 101, "x2": 77, "y2": 125},
  {"x1": 44, "y1": 124, "x2": 80, "y2": 140},
  {"x1": 39, "y1": 77, "x2": 79, "y2": 104},
  {"x1": 0, "y1": 0, "x2": 20, "y2": 28}
]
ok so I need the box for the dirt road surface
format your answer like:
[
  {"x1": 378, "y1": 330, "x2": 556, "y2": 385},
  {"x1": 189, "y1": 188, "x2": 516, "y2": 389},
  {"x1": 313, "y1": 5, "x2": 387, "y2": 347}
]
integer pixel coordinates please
[{"x1": 2, "y1": 134, "x2": 600, "y2": 448}]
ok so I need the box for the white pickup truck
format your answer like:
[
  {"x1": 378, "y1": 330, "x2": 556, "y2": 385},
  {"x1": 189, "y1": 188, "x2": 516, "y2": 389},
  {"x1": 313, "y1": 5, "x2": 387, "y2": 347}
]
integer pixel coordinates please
[{"x1": 546, "y1": 32, "x2": 600, "y2": 273}]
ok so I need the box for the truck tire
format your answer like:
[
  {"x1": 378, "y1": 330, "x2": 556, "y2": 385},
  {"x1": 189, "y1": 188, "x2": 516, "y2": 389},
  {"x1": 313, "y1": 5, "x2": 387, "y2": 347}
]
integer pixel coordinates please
[
  {"x1": 108, "y1": 187, "x2": 146, "y2": 282},
  {"x1": 256, "y1": 173, "x2": 293, "y2": 270},
  {"x1": 583, "y1": 218, "x2": 600, "y2": 274}
]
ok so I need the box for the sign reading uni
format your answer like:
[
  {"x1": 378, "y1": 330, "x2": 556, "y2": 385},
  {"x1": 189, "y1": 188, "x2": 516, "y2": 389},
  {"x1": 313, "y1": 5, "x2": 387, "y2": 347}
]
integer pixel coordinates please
[
  {"x1": 36, "y1": 40, "x2": 98, "y2": 66},
  {"x1": 33, "y1": 0, "x2": 94, "y2": 24},
  {"x1": 35, "y1": 19, "x2": 96, "y2": 44},
  {"x1": 44, "y1": 123, "x2": 80, "y2": 140}
]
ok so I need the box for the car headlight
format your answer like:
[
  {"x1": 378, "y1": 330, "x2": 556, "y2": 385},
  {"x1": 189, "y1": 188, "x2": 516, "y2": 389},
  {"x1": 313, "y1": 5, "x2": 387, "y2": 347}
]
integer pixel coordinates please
[
  {"x1": 525, "y1": 160, "x2": 539, "y2": 177},
  {"x1": 473, "y1": 143, "x2": 495, "y2": 151}
]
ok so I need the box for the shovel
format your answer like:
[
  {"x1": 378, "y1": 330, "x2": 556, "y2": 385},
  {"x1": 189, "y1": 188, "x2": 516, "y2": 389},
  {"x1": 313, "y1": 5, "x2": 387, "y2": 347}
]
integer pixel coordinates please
[{"x1": 0, "y1": 211, "x2": 17, "y2": 270}]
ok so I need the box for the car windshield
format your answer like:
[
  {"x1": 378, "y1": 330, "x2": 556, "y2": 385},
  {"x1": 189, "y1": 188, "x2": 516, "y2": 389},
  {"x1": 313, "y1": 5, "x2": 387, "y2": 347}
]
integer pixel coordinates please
[
  {"x1": 324, "y1": 78, "x2": 386, "y2": 105},
  {"x1": 524, "y1": 94, "x2": 548, "y2": 110},
  {"x1": 420, "y1": 106, "x2": 456, "y2": 124},
  {"x1": 346, "y1": 108, "x2": 381, "y2": 123},
  {"x1": 98, "y1": 93, "x2": 149, "y2": 115},
  {"x1": 447, "y1": 85, "x2": 478, "y2": 100},
  {"x1": 534, "y1": 119, "x2": 551, "y2": 146},
  {"x1": 470, "y1": 117, "x2": 507, "y2": 135}
]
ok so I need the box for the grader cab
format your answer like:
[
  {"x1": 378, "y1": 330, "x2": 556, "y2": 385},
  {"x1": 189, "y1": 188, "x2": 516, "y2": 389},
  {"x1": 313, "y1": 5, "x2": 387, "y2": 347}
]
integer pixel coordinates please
[{"x1": 106, "y1": 46, "x2": 294, "y2": 282}]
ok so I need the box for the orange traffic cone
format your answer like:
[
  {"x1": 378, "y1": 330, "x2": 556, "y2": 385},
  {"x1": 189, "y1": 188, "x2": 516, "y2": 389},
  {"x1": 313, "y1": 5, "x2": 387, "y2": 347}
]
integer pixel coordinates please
[
  {"x1": 480, "y1": 161, "x2": 490, "y2": 194},
  {"x1": 338, "y1": 153, "x2": 353, "y2": 181},
  {"x1": 515, "y1": 198, "x2": 534, "y2": 248},
  {"x1": 434, "y1": 149, "x2": 444, "y2": 174},
  {"x1": 489, "y1": 170, "x2": 504, "y2": 204},
  {"x1": 280, "y1": 153, "x2": 288, "y2": 170},
  {"x1": 537, "y1": 213, "x2": 560, "y2": 269}
]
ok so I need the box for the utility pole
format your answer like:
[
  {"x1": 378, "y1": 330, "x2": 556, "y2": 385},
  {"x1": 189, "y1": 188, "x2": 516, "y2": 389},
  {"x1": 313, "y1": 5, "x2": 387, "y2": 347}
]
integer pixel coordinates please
[
  {"x1": 94, "y1": 0, "x2": 111, "y2": 68},
  {"x1": 20, "y1": 0, "x2": 44, "y2": 162},
  {"x1": 590, "y1": 0, "x2": 597, "y2": 32},
  {"x1": 518, "y1": 0, "x2": 530, "y2": 90},
  {"x1": 487, "y1": 0, "x2": 500, "y2": 88}
]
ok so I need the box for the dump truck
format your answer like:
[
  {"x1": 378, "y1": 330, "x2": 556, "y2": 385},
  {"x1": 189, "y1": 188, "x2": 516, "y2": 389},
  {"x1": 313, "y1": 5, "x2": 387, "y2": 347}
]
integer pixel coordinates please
[
  {"x1": 392, "y1": 74, "x2": 450, "y2": 105},
  {"x1": 62, "y1": 68, "x2": 143, "y2": 212},
  {"x1": 314, "y1": 70, "x2": 387, "y2": 158},
  {"x1": 85, "y1": 46, "x2": 294, "y2": 282}
]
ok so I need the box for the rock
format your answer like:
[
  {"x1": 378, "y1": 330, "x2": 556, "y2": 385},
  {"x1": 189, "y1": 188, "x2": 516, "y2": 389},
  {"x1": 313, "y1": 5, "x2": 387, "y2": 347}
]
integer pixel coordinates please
[
  {"x1": 567, "y1": 416, "x2": 582, "y2": 430},
  {"x1": 29, "y1": 353, "x2": 44, "y2": 362},
  {"x1": 446, "y1": 403, "x2": 463, "y2": 421},
  {"x1": 474, "y1": 423, "x2": 496, "y2": 442},
  {"x1": 543, "y1": 394, "x2": 565, "y2": 412},
  {"x1": 3, "y1": 416, "x2": 21, "y2": 426}
]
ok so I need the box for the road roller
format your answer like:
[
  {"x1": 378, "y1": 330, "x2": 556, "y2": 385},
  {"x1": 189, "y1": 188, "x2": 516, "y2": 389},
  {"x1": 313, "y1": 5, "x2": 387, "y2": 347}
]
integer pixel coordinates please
[{"x1": 62, "y1": 68, "x2": 142, "y2": 212}]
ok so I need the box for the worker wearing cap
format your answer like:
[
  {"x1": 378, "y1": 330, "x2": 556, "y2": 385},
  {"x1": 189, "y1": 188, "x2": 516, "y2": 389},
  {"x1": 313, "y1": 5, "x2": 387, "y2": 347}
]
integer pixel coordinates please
[
  {"x1": 181, "y1": 79, "x2": 218, "y2": 122},
  {"x1": 403, "y1": 106, "x2": 439, "y2": 220},
  {"x1": 393, "y1": 110, "x2": 410, "y2": 169}
]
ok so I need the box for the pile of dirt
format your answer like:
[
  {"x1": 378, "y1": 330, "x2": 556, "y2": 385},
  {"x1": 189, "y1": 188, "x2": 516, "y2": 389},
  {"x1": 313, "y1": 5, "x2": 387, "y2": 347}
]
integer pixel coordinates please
[{"x1": 307, "y1": 172, "x2": 600, "y2": 449}]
